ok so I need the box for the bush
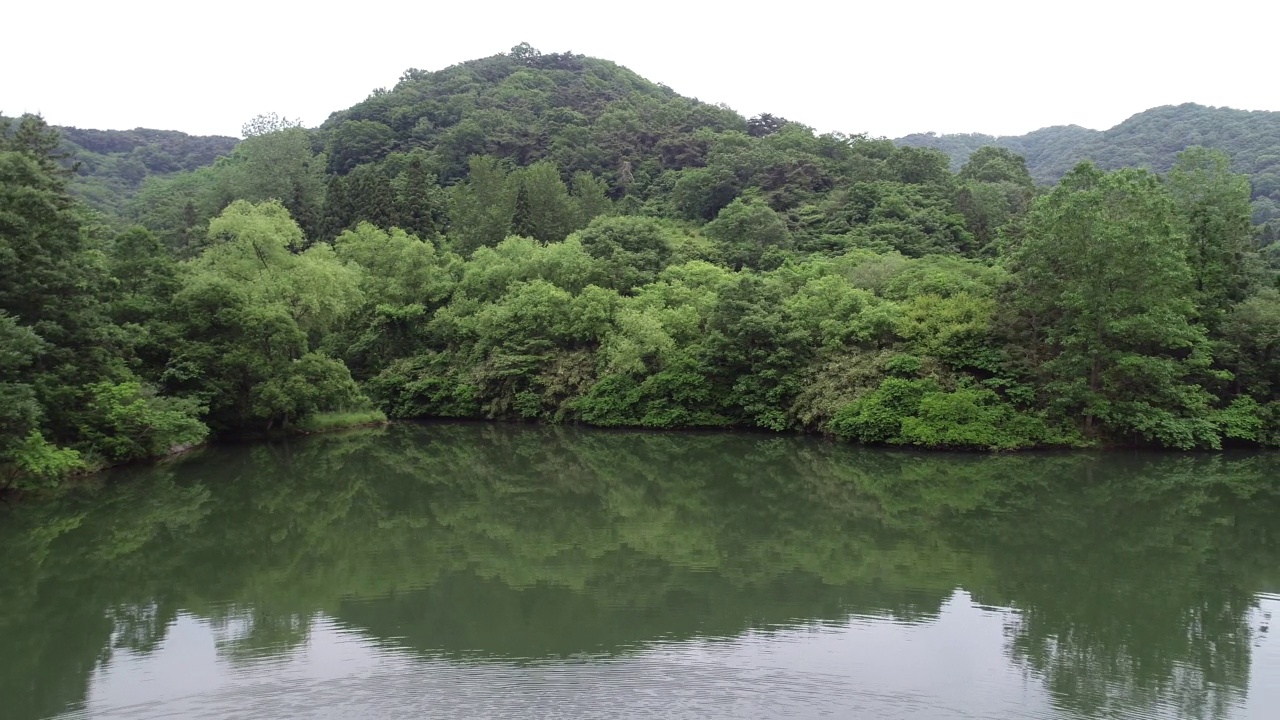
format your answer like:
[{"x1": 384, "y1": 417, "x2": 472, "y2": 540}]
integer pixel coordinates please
[
  {"x1": 830, "y1": 379, "x2": 1058, "y2": 450},
  {"x1": 80, "y1": 381, "x2": 209, "y2": 461}
]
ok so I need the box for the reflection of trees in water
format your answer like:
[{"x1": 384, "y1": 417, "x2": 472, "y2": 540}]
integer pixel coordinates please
[
  {"x1": 1004, "y1": 594, "x2": 1255, "y2": 719},
  {"x1": 969, "y1": 455, "x2": 1280, "y2": 720},
  {"x1": 0, "y1": 424, "x2": 1277, "y2": 720}
]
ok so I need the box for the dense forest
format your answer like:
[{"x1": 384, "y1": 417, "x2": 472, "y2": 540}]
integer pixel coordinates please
[{"x1": 3, "y1": 44, "x2": 1279, "y2": 490}]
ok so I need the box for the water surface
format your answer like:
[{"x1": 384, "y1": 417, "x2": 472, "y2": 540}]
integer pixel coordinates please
[{"x1": 2, "y1": 423, "x2": 1278, "y2": 719}]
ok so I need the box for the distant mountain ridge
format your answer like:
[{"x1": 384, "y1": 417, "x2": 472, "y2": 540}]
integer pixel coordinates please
[
  {"x1": 897, "y1": 103, "x2": 1280, "y2": 223},
  {"x1": 54, "y1": 124, "x2": 239, "y2": 216}
]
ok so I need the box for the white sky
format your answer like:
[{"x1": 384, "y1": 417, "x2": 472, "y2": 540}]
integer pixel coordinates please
[{"x1": 6, "y1": 0, "x2": 1277, "y2": 140}]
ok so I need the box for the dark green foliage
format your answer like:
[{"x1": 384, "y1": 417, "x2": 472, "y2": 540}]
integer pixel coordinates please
[
  {"x1": 327, "y1": 120, "x2": 396, "y2": 174},
  {"x1": 957, "y1": 146, "x2": 1035, "y2": 187},
  {"x1": 45, "y1": 123, "x2": 239, "y2": 219},
  {"x1": 703, "y1": 198, "x2": 791, "y2": 270},
  {"x1": 1, "y1": 116, "x2": 208, "y2": 488},
  {"x1": 1012, "y1": 164, "x2": 1221, "y2": 448}
]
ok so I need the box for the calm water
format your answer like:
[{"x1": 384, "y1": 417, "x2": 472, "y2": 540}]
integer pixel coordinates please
[{"x1": 2, "y1": 424, "x2": 1279, "y2": 720}]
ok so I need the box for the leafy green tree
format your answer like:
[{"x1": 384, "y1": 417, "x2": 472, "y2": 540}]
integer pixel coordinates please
[
  {"x1": 747, "y1": 113, "x2": 789, "y2": 138},
  {"x1": 0, "y1": 313, "x2": 51, "y2": 482},
  {"x1": 570, "y1": 171, "x2": 612, "y2": 225},
  {"x1": 887, "y1": 146, "x2": 954, "y2": 189},
  {"x1": 1219, "y1": 288, "x2": 1280, "y2": 400},
  {"x1": 332, "y1": 223, "x2": 460, "y2": 374},
  {"x1": 574, "y1": 216, "x2": 673, "y2": 291},
  {"x1": 511, "y1": 161, "x2": 577, "y2": 243},
  {"x1": 703, "y1": 198, "x2": 791, "y2": 270},
  {"x1": 165, "y1": 201, "x2": 367, "y2": 432},
  {"x1": 241, "y1": 112, "x2": 303, "y2": 138},
  {"x1": 221, "y1": 126, "x2": 327, "y2": 238},
  {"x1": 1013, "y1": 164, "x2": 1217, "y2": 447},
  {"x1": 327, "y1": 120, "x2": 396, "y2": 174},
  {"x1": 78, "y1": 381, "x2": 207, "y2": 461},
  {"x1": 1166, "y1": 147, "x2": 1255, "y2": 330},
  {"x1": 107, "y1": 227, "x2": 180, "y2": 327},
  {"x1": 958, "y1": 146, "x2": 1034, "y2": 187},
  {"x1": 392, "y1": 150, "x2": 447, "y2": 240},
  {"x1": 449, "y1": 156, "x2": 516, "y2": 255}
]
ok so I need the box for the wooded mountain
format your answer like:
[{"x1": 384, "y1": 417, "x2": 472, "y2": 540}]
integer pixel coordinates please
[
  {"x1": 3, "y1": 46, "x2": 1278, "y2": 493},
  {"x1": 0, "y1": 117, "x2": 236, "y2": 221},
  {"x1": 897, "y1": 103, "x2": 1280, "y2": 224}
]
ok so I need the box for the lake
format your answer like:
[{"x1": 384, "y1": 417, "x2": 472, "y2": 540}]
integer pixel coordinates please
[{"x1": 2, "y1": 423, "x2": 1278, "y2": 719}]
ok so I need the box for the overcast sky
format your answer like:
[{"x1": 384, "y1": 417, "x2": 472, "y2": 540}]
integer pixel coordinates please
[{"x1": 6, "y1": 0, "x2": 1277, "y2": 139}]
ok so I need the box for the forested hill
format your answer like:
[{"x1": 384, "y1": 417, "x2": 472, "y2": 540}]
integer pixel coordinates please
[
  {"x1": 897, "y1": 103, "x2": 1280, "y2": 223},
  {"x1": 51, "y1": 123, "x2": 238, "y2": 216},
  {"x1": 3, "y1": 45, "x2": 1280, "y2": 493}
]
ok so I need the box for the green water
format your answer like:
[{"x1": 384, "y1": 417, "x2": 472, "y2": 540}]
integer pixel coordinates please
[{"x1": 2, "y1": 423, "x2": 1278, "y2": 719}]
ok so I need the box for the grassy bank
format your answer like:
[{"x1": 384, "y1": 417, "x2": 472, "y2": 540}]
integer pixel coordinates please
[{"x1": 296, "y1": 410, "x2": 389, "y2": 433}]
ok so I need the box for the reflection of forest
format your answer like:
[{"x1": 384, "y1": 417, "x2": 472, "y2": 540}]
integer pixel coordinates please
[{"x1": 1, "y1": 424, "x2": 1278, "y2": 720}]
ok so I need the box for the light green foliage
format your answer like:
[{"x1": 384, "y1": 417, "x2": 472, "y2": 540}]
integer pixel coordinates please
[
  {"x1": 452, "y1": 236, "x2": 602, "y2": 303},
  {"x1": 199, "y1": 200, "x2": 362, "y2": 332},
  {"x1": 570, "y1": 171, "x2": 612, "y2": 224},
  {"x1": 250, "y1": 353, "x2": 367, "y2": 431},
  {"x1": 222, "y1": 127, "x2": 327, "y2": 235},
  {"x1": 330, "y1": 223, "x2": 460, "y2": 374},
  {"x1": 124, "y1": 123, "x2": 328, "y2": 252},
  {"x1": 296, "y1": 409, "x2": 387, "y2": 432},
  {"x1": 898, "y1": 389, "x2": 1050, "y2": 450},
  {"x1": 163, "y1": 201, "x2": 370, "y2": 433},
  {"x1": 79, "y1": 381, "x2": 208, "y2": 461},
  {"x1": 1212, "y1": 396, "x2": 1265, "y2": 443},
  {"x1": 894, "y1": 293, "x2": 997, "y2": 370},
  {"x1": 333, "y1": 223, "x2": 458, "y2": 307},
  {"x1": 1, "y1": 431, "x2": 83, "y2": 490},
  {"x1": 831, "y1": 378, "x2": 940, "y2": 443},
  {"x1": 781, "y1": 275, "x2": 880, "y2": 350}
]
